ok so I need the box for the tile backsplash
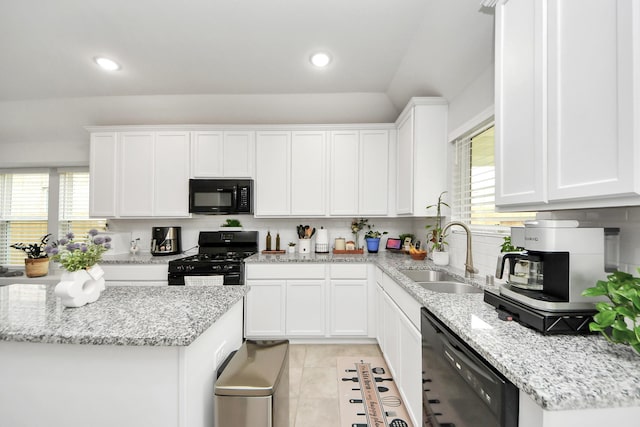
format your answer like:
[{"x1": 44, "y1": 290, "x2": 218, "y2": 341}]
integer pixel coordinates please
[
  {"x1": 107, "y1": 206, "x2": 639, "y2": 279},
  {"x1": 410, "y1": 206, "x2": 640, "y2": 282}
]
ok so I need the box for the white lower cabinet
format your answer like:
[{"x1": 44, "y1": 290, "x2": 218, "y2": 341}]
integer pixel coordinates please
[
  {"x1": 375, "y1": 267, "x2": 422, "y2": 427},
  {"x1": 244, "y1": 263, "x2": 371, "y2": 339},
  {"x1": 286, "y1": 280, "x2": 325, "y2": 336},
  {"x1": 398, "y1": 308, "x2": 422, "y2": 426},
  {"x1": 245, "y1": 280, "x2": 286, "y2": 336}
]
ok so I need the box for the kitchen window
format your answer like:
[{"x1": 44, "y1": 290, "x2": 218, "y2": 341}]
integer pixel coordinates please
[
  {"x1": 0, "y1": 169, "x2": 106, "y2": 267},
  {"x1": 451, "y1": 123, "x2": 535, "y2": 231}
]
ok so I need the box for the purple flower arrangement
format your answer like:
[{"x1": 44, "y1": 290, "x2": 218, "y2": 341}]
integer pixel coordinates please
[{"x1": 45, "y1": 229, "x2": 111, "y2": 272}]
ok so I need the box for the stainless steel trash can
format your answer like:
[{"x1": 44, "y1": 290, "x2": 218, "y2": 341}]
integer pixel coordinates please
[{"x1": 214, "y1": 340, "x2": 289, "y2": 427}]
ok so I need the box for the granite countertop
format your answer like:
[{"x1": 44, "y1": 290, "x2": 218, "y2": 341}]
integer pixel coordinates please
[
  {"x1": 101, "y1": 252, "x2": 186, "y2": 264},
  {"x1": 244, "y1": 252, "x2": 377, "y2": 263},
  {"x1": 245, "y1": 251, "x2": 640, "y2": 411},
  {"x1": 0, "y1": 284, "x2": 247, "y2": 346}
]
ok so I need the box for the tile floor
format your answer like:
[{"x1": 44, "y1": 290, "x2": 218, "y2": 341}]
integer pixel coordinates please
[{"x1": 289, "y1": 343, "x2": 383, "y2": 427}]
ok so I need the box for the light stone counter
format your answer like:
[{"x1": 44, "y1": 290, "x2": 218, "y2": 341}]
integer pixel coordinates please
[
  {"x1": 244, "y1": 251, "x2": 640, "y2": 412},
  {"x1": 0, "y1": 283, "x2": 247, "y2": 346}
]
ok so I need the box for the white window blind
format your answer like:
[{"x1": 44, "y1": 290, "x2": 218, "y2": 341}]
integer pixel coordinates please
[
  {"x1": 0, "y1": 172, "x2": 49, "y2": 265},
  {"x1": 452, "y1": 125, "x2": 535, "y2": 228},
  {"x1": 0, "y1": 169, "x2": 106, "y2": 267},
  {"x1": 59, "y1": 170, "x2": 106, "y2": 241}
]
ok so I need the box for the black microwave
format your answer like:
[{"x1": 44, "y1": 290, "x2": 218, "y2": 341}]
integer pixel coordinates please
[{"x1": 189, "y1": 179, "x2": 253, "y2": 214}]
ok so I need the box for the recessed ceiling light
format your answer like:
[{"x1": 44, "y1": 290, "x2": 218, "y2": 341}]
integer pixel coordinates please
[
  {"x1": 310, "y1": 52, "x2": 331, "y2": 68},
  {"x1": 94, "y1": 57, "x2": 121, "y2": 71}
]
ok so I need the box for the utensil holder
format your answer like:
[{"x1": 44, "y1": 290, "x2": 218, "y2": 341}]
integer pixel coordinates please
[{"x1": 298, "y1": 239, "x2": 311, "y2": 254}]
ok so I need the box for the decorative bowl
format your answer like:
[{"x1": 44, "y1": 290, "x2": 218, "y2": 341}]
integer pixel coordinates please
[{"x1": 410, "y1": 252, "x2": 427, "y2": 261}]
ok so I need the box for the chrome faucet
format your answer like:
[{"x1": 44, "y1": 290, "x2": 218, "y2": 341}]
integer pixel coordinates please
[{"x1": 440, "y1": 221, "x2": 479, "y2": 276}]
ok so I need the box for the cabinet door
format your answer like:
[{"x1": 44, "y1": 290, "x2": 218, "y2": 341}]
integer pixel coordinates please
[
  {"x1": 291, "y1": 131, "x2": 326, "y2": 216},
  {"x1": 396, "y1": 112, "x2": 414, "y2": 214},
  {"x1": 329, "y1": 131, "x2": 359, "y2": 215},
  {"x1": 89, "y1": 132, "x2": 118, "y2": 217},
  {"x1": 382, "y1": 291, "x2": 400, "y2": 377},
  {"x1": 223, "y1": 131, "x2": 254, "y2": 178},
  {"x1": 245, "y1": 280, "x2": 286, "y2": 337},
  {"x1": 255, "y1": 131, "x2": 291, "y2": 215},
  {"x1": 360, "y1": 130, "x2": 389, "y2": 215},
  {"x1": 119, "y1": 132, "x2": 154, "y2": 217},
  {"x1": 375, "y1": 283, "x2": 386, "y2": 351},
  {"x1": 398, "y1": 310, "x2": 423, "y2": 426},
  {"x1": 154, "y1": 131, "x2": 190, "y2": 217},
  {"x1": 191, "y1": 131, "x2": 223, "y2": 177},
  {"x1": 286, "y1": 280, "x2": 325, "y2": 336},
  {"x1": 330, "y1": 280, "x2": 368, "y2": 336},
  {"x1": 495, "y1": 0, "x2": 546, "y2": 206},
  {"x1": 547, "y1": 0, "x2": 636, "y2": 201}
]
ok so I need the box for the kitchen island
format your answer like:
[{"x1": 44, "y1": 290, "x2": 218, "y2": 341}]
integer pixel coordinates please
[
  {"x1": 245, "y1": 252, "x2": 640, "y2": 426},
  {"x1": 0, "y1": 283, "x2": 246, "y2": 427}
]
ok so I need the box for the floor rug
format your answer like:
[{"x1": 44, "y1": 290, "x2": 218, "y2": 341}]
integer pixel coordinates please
[{"x1": 337, "y1": 357, "x2": 414, "y2": 427}]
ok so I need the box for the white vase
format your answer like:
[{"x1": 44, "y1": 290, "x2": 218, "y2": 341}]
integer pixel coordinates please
[
  {"x1": 432, "y1": 251, "x2": 450, "y2": 266},
  {"x1": 54, "y1": 264, "x2": 106, "y2": 308}
]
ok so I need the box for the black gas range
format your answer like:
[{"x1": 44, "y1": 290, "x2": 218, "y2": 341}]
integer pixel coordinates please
[{"x1": 168, "y1": 231, "x2": 258, "y2": 286}]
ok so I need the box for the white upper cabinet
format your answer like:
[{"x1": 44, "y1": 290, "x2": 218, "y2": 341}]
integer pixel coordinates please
[
  {"x1": 255, "y1": 129, "x2": 329, "y2": 217},
  {"x1": 89, "y1": 129, "x2": 190, "y2": 218},
  {"x1": 330, "y1": 131, "x2": 359, "y2": 215},
  {"x1": 191, "y1": 131, "x2": 254, "y2": 178},
  {"x1": 360, "y1": 130, "x2": 390, "y2": 215},
  {"x1": 329, "y1": 129, "x2": 391, "y2": 216},
  {"x1": 291, "y1": 131, "x2": 326, "y2": 216},
  {"x1": 255, "y1": 131, "x2": 292, "y2": 216},
  {"x1": 89, "y1": 132, "x2": 118, "y2": 217},
  {"x1": 119, "y1": 132, "x2": 155, "y2": 217},
  {"x1": 395, "y1": 98, "x2": 448, "y2": 216},
  {"x1": 495, "y1": 0, "x2": 546, "y2": 206},
  {"x1": 154, "y1": 131, "x2": 190, "y2": 217},
  {"x1": 496, "y1": 0, "x2": 640, "y2": 210}
]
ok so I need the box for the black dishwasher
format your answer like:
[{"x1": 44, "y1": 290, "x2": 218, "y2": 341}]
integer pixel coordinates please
[{"x1": 421, "y1": 308, "x2": 518, "y2": 427}]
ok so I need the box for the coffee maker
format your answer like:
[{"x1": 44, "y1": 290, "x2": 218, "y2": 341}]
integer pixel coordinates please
[
  {"x1": 485, "y1": 220, "x2": 608, "y2": 333},
  {"x1": 151, "y1": 226, "x2": 182, "y2": 256}
]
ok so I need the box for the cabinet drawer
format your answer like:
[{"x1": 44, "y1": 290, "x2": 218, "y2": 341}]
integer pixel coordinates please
[
  {"x1": 382, "y1": 273, "x2": 421, "y2": 329},
  {"x1": 329, "y1": 264, "x2": 367, "y2": 279},
  {"x1": 246, "y1": 264, "x2": 326, "y2": 279}
]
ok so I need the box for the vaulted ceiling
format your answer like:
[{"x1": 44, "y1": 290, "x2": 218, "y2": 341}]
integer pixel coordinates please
[{"x1": 0, "y1": 0, "x2": 494, "y2": 147}]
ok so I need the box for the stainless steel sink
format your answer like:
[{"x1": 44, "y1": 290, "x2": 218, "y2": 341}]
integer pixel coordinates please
[
  {"x1": 416, "y1": 281, "x2": 483, "y2": 294},
  {"x1": 399, "y1": 269, "x2": 460, "y2": 283}
]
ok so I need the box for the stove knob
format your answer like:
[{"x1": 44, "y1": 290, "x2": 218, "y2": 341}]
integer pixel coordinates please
[
  {"x1": 223, "y1": 264, "x2": 233, "y2": 271},
  {"x1": 186, "y1": 265, "x2": 195, "y2": 272},
  {"x1": 212, "y1": 265, "x2": 222, "y2": 272},
  {"x1": 176, "y1": 265, "x2": 184, "y2": 272}
]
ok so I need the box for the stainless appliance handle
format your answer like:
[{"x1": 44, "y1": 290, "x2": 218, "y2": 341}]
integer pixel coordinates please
[{"x1": 232, "y1": 185, "x2": 238, "y2": 209}]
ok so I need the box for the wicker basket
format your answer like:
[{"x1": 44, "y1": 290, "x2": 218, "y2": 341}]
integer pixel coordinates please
[
  {"x1": 25, "y1": 258, "x2": 49, "y2": 278},
  {"x1": 410, "y1": 252, "x2": 427, "y2": 261}
]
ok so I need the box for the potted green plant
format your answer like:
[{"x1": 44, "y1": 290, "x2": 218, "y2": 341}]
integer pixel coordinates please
[
  {"x1": 582, "y1": 269, "x2": 640, "y2": 354},
  {"x1": 351, "y1": 218, "x2": 369, "y2": 250},
  {"x1": 425, "y1": 191, "x2": 449, "y2": 264},
  {"x1": 10, "y1": 234, "x2": 52, "y2": 277},
  {"x1": 221, "y1": 219, "x2": 242, "y2": 230},
  {"x1": 288, "y1": 241, "x2": 296, "y2": 254},
  {"x1": 364, "y1": 225, "x2": 388, "y2": 254},
  {"x1": 500, "y1": 236, "x2": 524, "y2": 253}
]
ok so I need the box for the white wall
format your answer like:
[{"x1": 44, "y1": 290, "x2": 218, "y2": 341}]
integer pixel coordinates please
[
  {"x1": 0, "y1": 92, "x2": 399, "y2": 168},
  {"x1": 447, "y1": 62, "x2": 494, "y2": 137}
]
